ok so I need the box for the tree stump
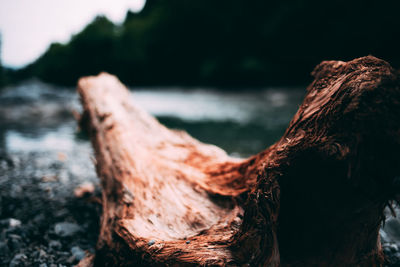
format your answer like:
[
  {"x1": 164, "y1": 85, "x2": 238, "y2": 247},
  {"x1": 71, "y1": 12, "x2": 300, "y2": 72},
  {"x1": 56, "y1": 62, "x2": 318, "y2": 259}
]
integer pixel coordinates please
[{"x1": 77, "y1": 56, "x2": 400, "y2": 266}]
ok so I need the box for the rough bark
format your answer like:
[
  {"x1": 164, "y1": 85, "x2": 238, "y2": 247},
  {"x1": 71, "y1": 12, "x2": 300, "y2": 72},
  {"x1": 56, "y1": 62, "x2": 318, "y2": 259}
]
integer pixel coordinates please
[{"x1": 77, "y1": 56, "x2": 400, "y2": 266}]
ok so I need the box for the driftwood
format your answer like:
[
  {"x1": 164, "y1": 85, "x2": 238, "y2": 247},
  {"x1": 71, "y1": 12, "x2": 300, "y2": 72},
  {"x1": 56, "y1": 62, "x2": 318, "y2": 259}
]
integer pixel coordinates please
[{"x1": 77, "y1": 56, "x2": 400, "y2": 266}]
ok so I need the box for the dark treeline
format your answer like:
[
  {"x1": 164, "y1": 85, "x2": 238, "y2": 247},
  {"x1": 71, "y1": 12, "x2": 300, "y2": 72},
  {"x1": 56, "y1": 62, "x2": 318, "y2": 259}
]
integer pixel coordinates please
[
  {"x1": 5, "y1": 0, "x2": 400, "y2": 88},
  {"x1": 0, "y1": 65, "x2": 3, "y2": 88},
  {"x1": 0, "y1": 36, "x2": 4, "y2": 87}
]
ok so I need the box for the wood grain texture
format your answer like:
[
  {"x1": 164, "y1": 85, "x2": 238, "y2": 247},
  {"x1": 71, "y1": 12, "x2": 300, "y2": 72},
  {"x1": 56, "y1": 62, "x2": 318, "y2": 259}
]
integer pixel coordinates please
[{"x1": 77, "y1": 56, "x2": 400, "y2": 266}]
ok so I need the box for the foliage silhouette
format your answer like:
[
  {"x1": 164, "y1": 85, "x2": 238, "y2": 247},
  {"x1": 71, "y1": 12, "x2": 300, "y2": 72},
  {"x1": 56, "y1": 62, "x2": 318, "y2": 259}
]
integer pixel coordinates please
[{"x1": 9, "y1": 0, "x2": 400, "y2": 87}]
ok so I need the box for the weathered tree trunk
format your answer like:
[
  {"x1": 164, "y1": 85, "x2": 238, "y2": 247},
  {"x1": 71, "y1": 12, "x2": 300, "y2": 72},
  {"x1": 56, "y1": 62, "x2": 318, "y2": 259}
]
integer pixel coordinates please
[{"x1": 77, "y1": 56, "x2": 400, "y2": 266}]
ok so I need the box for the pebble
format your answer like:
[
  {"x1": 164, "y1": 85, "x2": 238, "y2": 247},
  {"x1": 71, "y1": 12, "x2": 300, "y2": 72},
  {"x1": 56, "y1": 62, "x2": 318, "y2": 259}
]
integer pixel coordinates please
[
  {"x1": 54, "y1": 222, "x2": 81, "y2": 237},
  {"x1": 66, "y1": 255, "x2": 76, "y2": 264},
  {"x1": 38, "y1": 248, "x2": 47, "y2": 259},
  {"x1": 186, "y1": 240, "x2": 190, "y2": 244},
  {"x1": 9, "y1": 219, "x2": 22, "y2": 228},
  {"x1": 148, "y1": 240, "x2": 155, "y2": 246},
  {"x1": 49, "y1": 240, "x2": 62, "y2": 250},
  {"x1": 380, "y1": 229, "x2": 391, "y2": 243},
  {"x1": 9, "y1": 253, "x2": 28, "y2": 267},
  {"x1": 54, "y1": 209, "x2": 69, "y2": 218},
  {"x1": 8, "y1": 234, "x2": 22, "y2": 251},
  {"x1": 33, "y1": 213, "x2": 46, "y2": 224},
  {"x1": 71, "y1": 246, "x2": 86, "y2": 261},
  {"x1": 0, "y1": 241, "x2": 10, "y2": 256},
  {"x1": 383, "y1": 218, "x2": 400, "y2": 241},
  {"x1": 0, "y1": 218, "x2": 21, "y2": 228},
  {"x1": 389, "y1": 243, "x2": 399, "y2": 252}
]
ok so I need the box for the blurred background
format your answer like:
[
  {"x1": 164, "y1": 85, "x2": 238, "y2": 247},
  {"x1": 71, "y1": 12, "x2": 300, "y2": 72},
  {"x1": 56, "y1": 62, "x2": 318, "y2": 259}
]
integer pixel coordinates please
[
  {"x1": 1, "y1": 0, "x2": 400, "y2": 87},
  {"x1": 1, "y1": 0, "x2": 400, "y2": 266}
]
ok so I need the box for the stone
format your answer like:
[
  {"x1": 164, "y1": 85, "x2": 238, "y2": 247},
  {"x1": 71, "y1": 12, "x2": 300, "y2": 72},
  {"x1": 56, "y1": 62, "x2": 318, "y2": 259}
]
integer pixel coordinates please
[
  {"x1": 8, "y1": 234, "x2": 22, "y2": 251},
  {"x1": 0, "y1": 218, "x2": 21, "y2": 228},
  {"x1": 9, "y1": 253, "x2": 28, "y2": 267},
  {"x1": 71, "y1": 246, "x2": 86, "y2": 261},
  {"x1": 9, "y1": 219, "x2": 22, "y2": 228},
  {"x1": 0, "y1": 241, "x2": 9, "y2": 256},
  {"x1": 54, "y1": 222, "x2": 81, "y2": 237},
  {"x1": 49, "y1": 240, "x2": 62, "y2": 250}
]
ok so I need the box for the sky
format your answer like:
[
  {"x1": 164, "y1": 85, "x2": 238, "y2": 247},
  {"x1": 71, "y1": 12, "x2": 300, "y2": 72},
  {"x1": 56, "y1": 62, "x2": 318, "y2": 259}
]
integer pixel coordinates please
[{"x1": 0, "y1": 0, "x2": 146, "y2": 68}]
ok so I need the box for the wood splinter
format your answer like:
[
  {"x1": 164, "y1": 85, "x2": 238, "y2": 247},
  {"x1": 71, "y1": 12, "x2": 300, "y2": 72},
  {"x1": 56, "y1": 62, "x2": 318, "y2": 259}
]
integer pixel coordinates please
[{"x1": 77, "y1": 56, "x2": 400, "y2": 266}]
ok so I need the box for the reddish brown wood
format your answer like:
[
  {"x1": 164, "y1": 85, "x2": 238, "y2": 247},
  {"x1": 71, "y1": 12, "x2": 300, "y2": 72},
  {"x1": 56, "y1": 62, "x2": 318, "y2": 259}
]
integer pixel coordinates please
[{"x1": 77, "y1": 56, "x2": 400, "y2": 266}]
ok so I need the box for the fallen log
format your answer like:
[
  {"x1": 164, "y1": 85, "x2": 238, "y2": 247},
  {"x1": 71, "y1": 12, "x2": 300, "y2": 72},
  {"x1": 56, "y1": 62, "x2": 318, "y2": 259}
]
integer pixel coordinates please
[{"x1": 77, "y1": 56, "x2": 400, "y2": 266}]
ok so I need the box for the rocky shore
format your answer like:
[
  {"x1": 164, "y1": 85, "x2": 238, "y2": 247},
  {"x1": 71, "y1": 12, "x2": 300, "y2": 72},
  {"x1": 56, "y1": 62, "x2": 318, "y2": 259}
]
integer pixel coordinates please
[{"x1": 0, "y1": 151, "x2": 100, "y2": 267}]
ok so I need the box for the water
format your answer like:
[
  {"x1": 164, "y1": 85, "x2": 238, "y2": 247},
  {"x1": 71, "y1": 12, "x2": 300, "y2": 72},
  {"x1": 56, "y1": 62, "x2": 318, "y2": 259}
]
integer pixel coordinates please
[{"x1": 0, "y1": 80, "x2": 304, "y2": 157}]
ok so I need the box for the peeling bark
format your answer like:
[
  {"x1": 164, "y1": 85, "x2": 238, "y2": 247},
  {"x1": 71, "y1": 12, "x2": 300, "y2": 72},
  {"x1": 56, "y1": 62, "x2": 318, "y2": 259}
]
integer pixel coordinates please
[{"x1": 77, "y1": 56, "x2": 400, "y2": 266}]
